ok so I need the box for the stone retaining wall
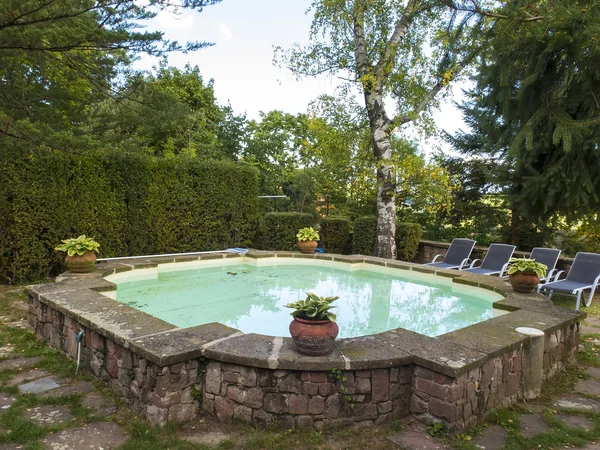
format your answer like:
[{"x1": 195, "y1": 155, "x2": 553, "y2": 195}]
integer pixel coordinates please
[
  {"x1": 202, "y1": 362, "x2": 412, "y2": 429},
  {"x1": 27, "y1": 251, "x2": 584, "y2": 431}
]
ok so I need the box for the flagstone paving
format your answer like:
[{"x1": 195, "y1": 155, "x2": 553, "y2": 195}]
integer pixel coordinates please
[{"x1": 0, "y1": 286, "x2": 599, "y2": 449}]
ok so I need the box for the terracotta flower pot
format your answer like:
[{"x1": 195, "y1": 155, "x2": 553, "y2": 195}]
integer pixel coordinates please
[
  {"x1": 289, "y1": 316, "x2": 339, "y2": 356},
  {"x1": 509, "y1": 272, "x2": 540, "y2": 294},
  {"x1": 65, "y1": 251, "x2": 97, "y2": 273},
  {"x1": 298, "y1": 240, "x2": 318, "y2": 254}
]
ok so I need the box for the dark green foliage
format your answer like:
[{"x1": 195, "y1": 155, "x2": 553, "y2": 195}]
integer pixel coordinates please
[
  {"x1": 258, "y1": 213, "x2": 313, "y2": 251},
  {"x1": 0, "y1": 151, "x2": 259, "y2": 283},
  {"x1": 396, "y1": 223, "x2": 423, "y2": 262},
  {"x1": 352, "y1": 216, "x2": 377, "y2": 255},
  {"x1": 320, "y1": 217, "x2": 351, "y2": 254}
]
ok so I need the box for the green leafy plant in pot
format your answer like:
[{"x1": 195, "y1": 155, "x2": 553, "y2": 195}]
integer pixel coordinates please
[
  {"x1": 297, "y1": 227, "x2": 319, "y2": 254},
  {"x1": 55, "y1": 235, "x2": 100, "y2": 273},
  {"x1": 286, "y1": 293, "x2": 339, "y2": 356},
  {"x1": 507, "y1": 258, "x2": 547, "y2": 294}
]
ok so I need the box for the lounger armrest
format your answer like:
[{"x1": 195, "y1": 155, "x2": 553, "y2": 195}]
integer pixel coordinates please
[
  {"x1": 499, "y1": 262, "x2": 510, "y2": 277},
  {"x1": 554, "y1": 270, "x2": 567, "y2": 281},
  {"x1": 431, "y1": 254, "x2": 444, "y2": 263},
  {"x1": 458, "y1": 258, "x2": 470, "y2": 270},
  {"x1": 469, "y1": 259, "x2": 481, "y2": 269},
  {"x1": 544, "y1": 268, "x2": 557, "y2": 283}
]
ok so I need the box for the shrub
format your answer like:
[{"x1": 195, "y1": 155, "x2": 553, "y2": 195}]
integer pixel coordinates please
[
  {"x1": 396, "y1": 222, "x2": 423, "y2": 261},
  {"x1": 352, "y1": 216, "x2": 377, "y2": 255},
  {"x1": 320, "y1": 217, "x2": 351, "y2": 254},
  {"x1": 259, "y1": 213, "x2": 313, "y2": 251},
  {"x1": 0, "y1": 151, "x2": 260, "y2": 283}
]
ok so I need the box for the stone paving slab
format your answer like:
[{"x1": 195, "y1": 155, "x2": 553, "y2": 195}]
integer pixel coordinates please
[
  {"x1": 0, "y1": 346, "x2": 15, "y2": 358},
  {"x1": 0, "y1": 443, "x2": 26, "y2": 449},
  {"x1": 586, "y1": 367, "x2": 600, "y2": 380},
  {"x1": 24, "y1": 405, "x2": 72, "y2": 425},
  {"x1": 9, "y1": 368, "x2": 50, "y2": 386},
  {"x1": 584, "y1": 318, "x2": 600, "y2": 328},
  {"x1": 179, "y1": 431, "x2": 232, "y2": 446},
  {"x1": 553, "y1": 395, "x2": 600, "y2": 411},
  {"x1": 581, "y1": 326, "x2": 600, "y2": 335},
  {"x1": 575, "y1": 379, "x2": 600, "y2": 396},
  {"x1": 555, "y1": 414, "x2": 595, "y2": 430},
  {"x1": 472, "y1": 425, "x2": 507, "y2": 450},
  {"x1": 82, "y1": 392, "x2": 116, "y2": 417},
  {"x1": 520, "y1": 414, "x2": 550, "y2": 438},
  {"x1": 18, "y1": 376, "x2": 60, "y2": 394},
  {"x1": 6, "y1": 320, "x2": 32, "y2": 331},
  {"x1": 0, "y1": 356, "x2": 42, "y2": 371},
  {"x1": 387, "y1": 430, "x2": 450, "y2": 449},
  {"x1": 39, "y1": 381, "x2": 94, "y2": 398},
  {"x1": 42, "y1": 422, "x2": 127, "y2": 450},
  {"x1": 0, "y1": 393, "x2": 16, "y2": 413}
]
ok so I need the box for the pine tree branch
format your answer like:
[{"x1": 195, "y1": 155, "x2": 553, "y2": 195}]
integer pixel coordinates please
[{"x1": 440, "y1": 0, "x2": 543, "y2": 22}]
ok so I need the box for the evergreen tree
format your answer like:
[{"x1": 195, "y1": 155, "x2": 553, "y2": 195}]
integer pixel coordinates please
[{"x1": 448, "y1": 0, "x2": 600, "y2": 245}]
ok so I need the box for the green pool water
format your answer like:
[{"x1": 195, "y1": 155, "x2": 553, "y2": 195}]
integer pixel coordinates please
[{"x1": 106, "y1": 259, "x2": 504, "y2": 338}]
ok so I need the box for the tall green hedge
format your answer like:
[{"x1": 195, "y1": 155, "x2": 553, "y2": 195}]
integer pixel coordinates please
[
  {"x1": 352, "y1": 216, "x2": 377, "y2": 255},
  {"x1": 351, "y1": 216, "x2": 422, "y2": 260},
  {"x1": 0, "y1": 151, "x2": 259, "y2": 283},
  {"x1": 258, "y1": 213, "x2": 313, "y2": 251},
  {"x1": 396, "y1": 222, "x2": 423, "y2": 261},
  {"x1": 320, "y1": 217, "x2": 351, "y2": 254}
]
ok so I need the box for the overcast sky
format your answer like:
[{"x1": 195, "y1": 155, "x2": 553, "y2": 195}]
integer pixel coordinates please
[{"x1": 135, "y1": 0, "x2": 468, "y2": 154}]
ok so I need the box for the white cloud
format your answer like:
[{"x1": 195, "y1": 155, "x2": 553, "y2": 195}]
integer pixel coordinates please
[
  {"x1": 156, "y1": 7, "x2": 194, "y2": 30},
  {"x1": 219, "y1": 23, "x2": 233, "y2": 40}
]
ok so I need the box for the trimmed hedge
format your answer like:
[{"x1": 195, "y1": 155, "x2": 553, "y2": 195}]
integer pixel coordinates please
[
  {"x1": 351, "y1": 216, "x2": 422, "y2": 260},
  {"x1": 258, "y1": 213, "x2": 313, "y2": 251},
  {"x1": 396, "y1": 222, "x2": 423, "y2": 261},
  {"x1": 0, "y1": 151, "x2": 260, "y2": 283},
  {"x1": 352, "y1": 216, "x2": 377, "y2": 255},
  {"x1": 320, "y1": 217, "x2": 351, "y2": 254}
]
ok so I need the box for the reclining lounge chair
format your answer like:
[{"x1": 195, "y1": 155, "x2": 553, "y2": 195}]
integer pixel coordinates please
[
  {"x1": 463, "y1": 243, "x2": 516, "y2": 277},
  {"x1": 539, "y1": 252, "x2": 600, "y2": 310},
  {"x1": 424, "y1": 238, "x2": 476, "y2": 270}
]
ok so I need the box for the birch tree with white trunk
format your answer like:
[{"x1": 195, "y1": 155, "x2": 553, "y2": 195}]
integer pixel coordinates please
[{"x1": 275, "y1": 0, "x2": 502, "y2": 259}]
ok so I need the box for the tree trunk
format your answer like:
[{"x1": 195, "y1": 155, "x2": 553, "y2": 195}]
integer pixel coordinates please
[{"x1": 366, "y1": 95, "x2": 397, "y2": 260}]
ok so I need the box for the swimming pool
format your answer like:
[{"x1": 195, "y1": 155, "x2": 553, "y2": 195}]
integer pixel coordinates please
[{"x1": 104, "y1": 258, "x2": 504, "y2": 338}]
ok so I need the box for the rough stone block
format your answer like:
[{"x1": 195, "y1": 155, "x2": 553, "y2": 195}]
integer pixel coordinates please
[
  {"x1": 310, "y1": 372, "x2": 328, "y2": 383},
  {"x1": 308, "y1": 396, "x2": 325, "y2": 414},
  {"x1": 288, "y1": 394, "x2": 308, "y2": 414},
  {"x1": 239, "y1": 366, "x2": 257, "y2": 387},
  {"x1": 414, "y1": 366, "x2": 434, "y2": 380},
  {"x1": 223, "y1": 372, "x2": 239, "y2": 383},
  {"x1": 296, "y1": 415, "x2": 314, "y2": 428},
  {"x1": 415, "y1": 378, "x2": 447, "y2": 400},
  {"x1": 357, "y1": 377, "x2": 371, "y2": 394},
  {"x1": 303, "y1": 382, "x2": 319, "y2": 396},
  {"x1": 378, "y1": 401, "x2": 392, "y2": 414},
  {"x1": 429, "y1": 398, "x2": 455, "y2": 421},
  {"x1": 353, "y1": 403, "x2": 377, "y2": 421},
  {"x1": 319, "y1": 382, "x2": 336, "y2": 397},
  {"x1": 215, "y1": 396, "x2": 235, "y2": 422},
  {"x1": 371, "y1": 369, "x2": 390, "y2": 403},
  {"x1": 234, "y1": 405, "x2": 253, "y2": 423},
  {"x1": 325, "y1": 395, "x2": 344, "y2": 418},
  {"x1": 169, "y1": 403, "x2": 196, "y2": 422},
  {"x1": 356, "y1": 370, "x2": 371, "y2": 378},
  {"x1": 205, "y1": 362, "x2": 222, "y2": 395},
  {"x1": 264, "y1": 393, "x2": 287, "y2": 414},
  {"x1": 227, "y1": 386, "x2": 245, "y2": 404},
  {"x1": 278, "y1": 374, "x2": 302, "y2": 394}
]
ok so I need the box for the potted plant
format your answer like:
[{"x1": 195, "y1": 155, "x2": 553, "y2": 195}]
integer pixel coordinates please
[
  {"x1": 507, "y1": 258, "x2": 547, "y2": 294},
  {"x1": 297, "y1": 227, "x2": 319, "y2": 254},
  {"x1": 286, "y1": 293, "x2": 339, "y2": 356},
  {"x1": 55, "y1": 235, "x2": 100, "y2": 273}
]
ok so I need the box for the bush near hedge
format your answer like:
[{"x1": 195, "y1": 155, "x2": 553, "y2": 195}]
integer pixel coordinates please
[
  {"x1": 320, "y1": 217, "x2": 351, "y2": 254},
  {"x1": 353, "y1": 216, "x2": 377, "y2": 255},
  {"x1": 351, "y1": 216, "x2": 422, "y2": 260},
  {"x1": 259, "y1": 212, "x2": 313, "y2": 251},
  {"x1": 0, "y1": 151, "x2": 260, "y2": 283},
  {"x1": 396, "y1": 222, "x2": 423, "y2": 262}
]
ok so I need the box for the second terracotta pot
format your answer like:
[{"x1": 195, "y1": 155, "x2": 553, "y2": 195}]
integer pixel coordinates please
[
  {"x1": 509, "y1": 272, "x2": 540, "y2": 294},
  {"x1": 298, "y1": 240, "x2": 318, "y2": 254},
  {"x1": 289, "y1": 316, "x2": 339, "y2": 356},
  {"x1": 65, "y1": 252, "x2": 97, "y2": 273}
]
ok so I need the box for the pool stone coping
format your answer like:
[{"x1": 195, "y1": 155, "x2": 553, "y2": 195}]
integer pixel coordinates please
[{"x1": 28, "y1": 250, "x2": 585, "y2": 378}]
